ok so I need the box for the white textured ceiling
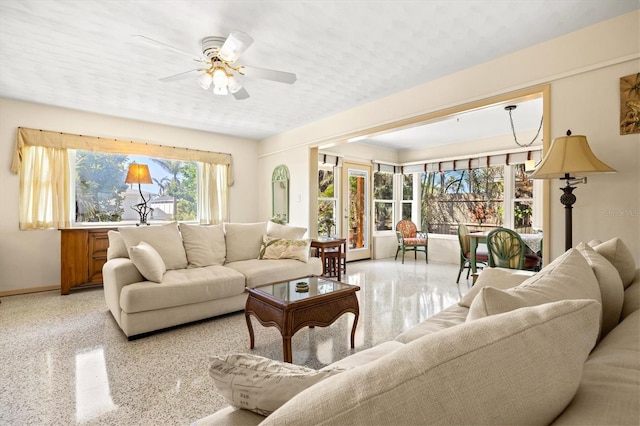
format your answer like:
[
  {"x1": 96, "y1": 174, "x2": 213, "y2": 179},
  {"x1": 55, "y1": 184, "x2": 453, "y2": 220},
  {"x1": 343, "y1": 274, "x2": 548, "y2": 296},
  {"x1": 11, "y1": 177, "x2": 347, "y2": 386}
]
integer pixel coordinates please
[{"x1": 0, "y1": 1, "x2": 637, "y2": 144}]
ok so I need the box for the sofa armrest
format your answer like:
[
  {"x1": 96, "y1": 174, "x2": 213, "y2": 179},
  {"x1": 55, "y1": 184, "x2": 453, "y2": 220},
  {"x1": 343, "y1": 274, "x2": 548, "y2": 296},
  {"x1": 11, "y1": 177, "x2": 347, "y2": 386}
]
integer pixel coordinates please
[{"x1": 103, "y1": 258, "x2": 144, "y2": 325}]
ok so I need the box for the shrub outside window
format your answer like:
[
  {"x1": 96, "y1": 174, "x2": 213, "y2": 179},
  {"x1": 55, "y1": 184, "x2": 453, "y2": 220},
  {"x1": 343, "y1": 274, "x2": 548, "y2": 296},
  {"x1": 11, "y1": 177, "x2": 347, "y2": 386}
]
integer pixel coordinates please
[{"x1": 373, "y1": 171, "x2": 394, "y2": 231}]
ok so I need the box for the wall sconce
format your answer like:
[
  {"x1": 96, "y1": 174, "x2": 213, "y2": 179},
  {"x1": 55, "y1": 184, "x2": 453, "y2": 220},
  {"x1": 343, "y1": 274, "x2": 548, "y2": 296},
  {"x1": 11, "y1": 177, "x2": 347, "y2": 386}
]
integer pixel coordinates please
[
  {"x1": 531, "y1": 130, "x2": 616, "y2": 251},
  {"x1": 125, "y1": 163, "x2": 153, "y2": 226}
]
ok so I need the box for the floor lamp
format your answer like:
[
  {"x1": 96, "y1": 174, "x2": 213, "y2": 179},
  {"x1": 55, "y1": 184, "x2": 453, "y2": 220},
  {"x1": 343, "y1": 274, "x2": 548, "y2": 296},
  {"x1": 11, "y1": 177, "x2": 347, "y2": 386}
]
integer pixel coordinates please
[
  {"x1": 530, "y1": 130, "x2": 616, "y2": 251},
  {"x1": 125, "y1": 163, "x2": 153, "y2": 226}
]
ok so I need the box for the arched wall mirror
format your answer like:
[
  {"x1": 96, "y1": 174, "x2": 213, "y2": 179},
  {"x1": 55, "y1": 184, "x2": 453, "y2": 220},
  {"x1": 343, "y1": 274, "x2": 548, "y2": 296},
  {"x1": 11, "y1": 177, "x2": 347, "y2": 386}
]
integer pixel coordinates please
[{"x1": 272, "y1": 164, "x2": 290, "y2": 223}]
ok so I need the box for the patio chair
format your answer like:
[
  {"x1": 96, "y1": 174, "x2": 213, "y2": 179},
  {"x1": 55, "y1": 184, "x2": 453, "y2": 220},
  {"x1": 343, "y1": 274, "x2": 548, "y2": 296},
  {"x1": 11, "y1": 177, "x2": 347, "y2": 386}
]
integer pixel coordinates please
[
  {"x1": 395, "y1": 220, "x2": 428, "y2": 264},
  {"x1": 456, "y1": 224, "x2": 489, "y2": 283},
  {"x1": 486, "y1": 227, "x2": 541, "y2": 271}
]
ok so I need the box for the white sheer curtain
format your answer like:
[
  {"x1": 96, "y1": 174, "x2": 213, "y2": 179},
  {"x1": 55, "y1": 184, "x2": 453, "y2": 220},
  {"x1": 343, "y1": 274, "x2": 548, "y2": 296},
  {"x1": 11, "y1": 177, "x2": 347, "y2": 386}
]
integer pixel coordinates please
[
  {"x1": 199, "y1": 163, "x2": 229, "y2": 224},
  {"x1": 19, "y1": 145, "x2": 72, "y2": 230}
]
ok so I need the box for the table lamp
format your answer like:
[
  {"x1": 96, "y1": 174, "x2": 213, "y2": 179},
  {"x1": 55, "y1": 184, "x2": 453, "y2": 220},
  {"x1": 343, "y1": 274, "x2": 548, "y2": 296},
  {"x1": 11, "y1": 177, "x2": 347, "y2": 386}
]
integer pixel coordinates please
[
  {"x1": 530, "y1": 130, "x2": 615, "y2": 251},
  {"x1": 125, "y1": 163, "x2": 153, "y2": 225}
]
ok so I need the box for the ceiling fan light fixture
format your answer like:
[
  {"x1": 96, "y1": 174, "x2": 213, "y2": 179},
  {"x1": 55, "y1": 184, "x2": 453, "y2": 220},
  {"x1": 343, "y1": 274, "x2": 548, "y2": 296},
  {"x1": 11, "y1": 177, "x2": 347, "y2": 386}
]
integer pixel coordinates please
[
  {"x1": 213, "y1": 85, "x2": 228, "y2": 96},
  {"x1": 212, "y1": 67, "x2": 229, "y2": 88},
  {"x1": 228, "y1": 75, "x2": 242, "y2": 93},
  {"x1": 198, "y1": 72, "x2": 213, "y2": 90}
]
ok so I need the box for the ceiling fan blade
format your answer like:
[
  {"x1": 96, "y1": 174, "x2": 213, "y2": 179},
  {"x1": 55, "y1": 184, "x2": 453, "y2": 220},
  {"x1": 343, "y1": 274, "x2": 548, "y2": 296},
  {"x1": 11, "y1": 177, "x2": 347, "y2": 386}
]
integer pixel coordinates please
[
  {"x1": 219, "y1": 30, "x2": 254, "y2": 63},
  {"x1": 232, "y1": 86, "x2": 250, "y2": 100},
  {"x1": 241, "y1": 66, "x2": 297, "y2": 84},
  {"x1": 160, "y1": 68, "x2": 203, "y2": 82},
  {"x1": 133, "y1": 34, "x2": 200, "y2": 60}
]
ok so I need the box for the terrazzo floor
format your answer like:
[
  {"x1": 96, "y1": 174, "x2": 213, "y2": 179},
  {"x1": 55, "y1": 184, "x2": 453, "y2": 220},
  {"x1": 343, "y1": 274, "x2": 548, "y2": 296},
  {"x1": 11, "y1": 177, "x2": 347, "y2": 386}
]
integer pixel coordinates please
[{"x1": 1, "y1": 258, "x2": 472, "y2": 425}]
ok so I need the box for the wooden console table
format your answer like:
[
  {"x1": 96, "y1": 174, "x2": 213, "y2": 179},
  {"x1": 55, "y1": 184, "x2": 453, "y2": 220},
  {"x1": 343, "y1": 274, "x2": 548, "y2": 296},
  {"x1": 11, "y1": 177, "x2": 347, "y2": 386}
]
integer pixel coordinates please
[{"x1": 60, "y1": 227, "x2": 111, "y2": 295}]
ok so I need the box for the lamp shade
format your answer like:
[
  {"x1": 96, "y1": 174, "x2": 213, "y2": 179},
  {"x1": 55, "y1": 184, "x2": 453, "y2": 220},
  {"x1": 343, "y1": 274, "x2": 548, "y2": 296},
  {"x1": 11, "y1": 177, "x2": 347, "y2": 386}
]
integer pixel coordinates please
[
  {"x1": 530, "y1": 134, "x2": 616, "y2": 179},
  {"x1": 125, "y1": 164, "x2": 152, "y2": 184}
]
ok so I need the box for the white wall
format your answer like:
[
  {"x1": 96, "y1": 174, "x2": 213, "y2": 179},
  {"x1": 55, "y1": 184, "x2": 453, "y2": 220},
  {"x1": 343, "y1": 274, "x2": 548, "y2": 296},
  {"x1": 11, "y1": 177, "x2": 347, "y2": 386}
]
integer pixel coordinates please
[
  {"x1": 257, "y1": 10, "x2": 639, "y2": 263},
  {"x1": 0, "y1": 98, "x2": 259, "y2": 294}
]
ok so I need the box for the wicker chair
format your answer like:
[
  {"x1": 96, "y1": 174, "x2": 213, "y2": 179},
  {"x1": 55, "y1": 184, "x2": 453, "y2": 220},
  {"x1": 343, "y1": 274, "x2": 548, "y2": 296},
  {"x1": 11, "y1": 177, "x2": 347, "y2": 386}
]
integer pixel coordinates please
[{"x1": 394, "y1": 220, "x2": 428, "y2": 264}]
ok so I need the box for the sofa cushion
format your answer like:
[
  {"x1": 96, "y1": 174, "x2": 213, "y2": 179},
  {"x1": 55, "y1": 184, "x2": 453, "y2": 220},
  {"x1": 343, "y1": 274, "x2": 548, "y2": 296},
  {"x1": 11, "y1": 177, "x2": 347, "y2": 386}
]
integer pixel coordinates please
[
  {"x1": 258, "y1": 236, "x2": 310, "y2": 262},
  {"x1": 179, "y1": 223, "x2": 226, "y2": 267},
  {"x1": 225, "y1": 258, "x2": 322, "y2": 288},
  {"x1": 266, "y1": 221, "x2": 306, "y2": 239},
  {"x1": 119, "y1": 265, "x2": 245, "y2": 313},
  {"x1": 118, "y1": 222, "x2": 188, "y2": 270},
  {"x1": 208, "y1": 353, "x2": 343, "y2": 416},
  {"x1": 591, "y1": 237, "x2": 636, "y2": 288},
  {"x1": 551, "y1": 309, "x2": 640, "y2": 425},
  {"x1": 577, "y1": 242, "x2": 624, "y2": 337},
  {"x1": 107, "y1": 230, "x2": 128, "y2": 260},
  {"x1": 262, "y1": 300, "x2": 600, "y2": 426},
  {"x1": 394, "y1": 303, "x2": 469, "y2": 343},
  {"x1": 127, "y1": 241, "x2": 166, "y2": 283},
  {"x1": 466, "y1": 286, "x2": 530, "y2": 320},
  {"x1": 622, "y1": 277, "x2": 640, "y2": 320},
  {"x1": 224, "y1": 222, "x2": 267, "y2": 263},
  {"x1": 327, "y1": 341, "x2": 405, "y2": 370},
  {"x1": 458, "y1": 267, "x2": 534, "y2": 308}
]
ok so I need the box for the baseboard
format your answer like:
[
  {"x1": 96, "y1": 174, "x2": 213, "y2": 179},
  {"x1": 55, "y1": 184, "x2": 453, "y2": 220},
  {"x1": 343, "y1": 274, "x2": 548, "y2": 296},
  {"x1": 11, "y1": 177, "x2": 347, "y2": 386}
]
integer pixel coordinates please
[{"x1": 0, "y1": 285, "x2": 59, "y2": 297}]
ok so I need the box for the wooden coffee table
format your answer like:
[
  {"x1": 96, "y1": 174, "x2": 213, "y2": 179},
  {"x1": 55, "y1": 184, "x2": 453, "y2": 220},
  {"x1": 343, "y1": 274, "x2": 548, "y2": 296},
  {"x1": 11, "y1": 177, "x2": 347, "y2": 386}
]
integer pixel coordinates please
[{"x1": 245, "y1": 276, "x2": 360, "y2": 363}]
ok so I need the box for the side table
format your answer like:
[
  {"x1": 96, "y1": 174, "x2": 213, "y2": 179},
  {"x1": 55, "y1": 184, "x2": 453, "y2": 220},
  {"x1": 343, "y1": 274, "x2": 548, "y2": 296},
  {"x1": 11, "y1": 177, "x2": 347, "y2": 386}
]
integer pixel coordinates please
[{"x1": 311, "y1": 238, "x2": 346, "y2": 280}]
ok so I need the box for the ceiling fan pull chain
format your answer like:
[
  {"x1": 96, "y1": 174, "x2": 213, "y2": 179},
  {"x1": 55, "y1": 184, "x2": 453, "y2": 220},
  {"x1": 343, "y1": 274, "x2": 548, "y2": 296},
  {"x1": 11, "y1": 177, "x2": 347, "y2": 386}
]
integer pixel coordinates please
[{"x1": 508, "y1": 107, "x2": 543, "y2": 147}]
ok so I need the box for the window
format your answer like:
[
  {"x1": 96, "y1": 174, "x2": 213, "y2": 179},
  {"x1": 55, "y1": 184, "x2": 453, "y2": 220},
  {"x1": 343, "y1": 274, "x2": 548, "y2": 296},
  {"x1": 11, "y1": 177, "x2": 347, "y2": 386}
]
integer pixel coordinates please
[
  {"x1": 510, "y1": 164, "x2": 534, "y2": 232},
  {"x1": 13, "y1": 127, "x2": 230, "y2": 230},
  {"x1": 402, "y1": 173, "x2": 412, "y2": 221},
  {"x1": 318, "y1": 166, "x2": 337, "y2": 236},
  {"x1": 373, "y1": 171, "x2": 394, "y2": 231},
  {"x1": 420, "y1": 167, "x2": 504, "y2": 235},
  {"x1": 74, "y1": 151, "x2": 199, "y2": 224}
]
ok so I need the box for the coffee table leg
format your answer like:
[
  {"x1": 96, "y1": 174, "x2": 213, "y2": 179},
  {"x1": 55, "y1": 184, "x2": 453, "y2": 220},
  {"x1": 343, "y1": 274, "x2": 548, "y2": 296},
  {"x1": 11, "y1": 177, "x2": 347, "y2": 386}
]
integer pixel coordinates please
[
  {"x1": 350, "y1": 311, "x2": 359, "y2": 348},
  {"x1": 283, "y1": 336, "x2": 293, "y2": 363},
  {"x1": 245, "y1": 313, "x2": 255, "y2": 349}
]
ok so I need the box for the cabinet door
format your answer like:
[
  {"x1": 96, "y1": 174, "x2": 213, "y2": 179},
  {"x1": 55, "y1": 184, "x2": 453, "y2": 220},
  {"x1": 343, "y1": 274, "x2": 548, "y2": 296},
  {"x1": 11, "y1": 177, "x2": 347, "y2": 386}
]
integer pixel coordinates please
[{"x1": 88, "y1": 230, "x2": 109, "y2": 284}]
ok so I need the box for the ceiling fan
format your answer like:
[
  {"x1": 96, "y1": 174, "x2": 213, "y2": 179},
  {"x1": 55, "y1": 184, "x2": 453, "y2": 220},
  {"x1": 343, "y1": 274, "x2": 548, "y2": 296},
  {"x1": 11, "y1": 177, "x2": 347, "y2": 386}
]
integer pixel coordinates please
[{"x1": 134, "y1": 30, "x2": 297, "y2": 100}]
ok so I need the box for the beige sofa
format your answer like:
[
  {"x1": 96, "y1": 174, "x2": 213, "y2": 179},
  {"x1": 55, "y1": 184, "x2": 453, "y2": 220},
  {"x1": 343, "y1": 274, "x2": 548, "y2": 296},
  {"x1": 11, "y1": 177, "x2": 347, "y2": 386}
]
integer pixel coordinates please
[
  {"x1": 198, "y1": 237, "x2": 640, "y2": 425},
  {"x1": 103, "y1": 221, "x2": 322, "y2": 338}
]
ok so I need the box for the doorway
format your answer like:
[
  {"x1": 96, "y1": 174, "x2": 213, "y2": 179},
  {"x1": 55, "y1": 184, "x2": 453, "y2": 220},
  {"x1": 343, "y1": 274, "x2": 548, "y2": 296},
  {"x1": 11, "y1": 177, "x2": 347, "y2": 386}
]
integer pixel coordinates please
[{"x1": 342, "y1": 161, "x2": 372, "y2": 261}]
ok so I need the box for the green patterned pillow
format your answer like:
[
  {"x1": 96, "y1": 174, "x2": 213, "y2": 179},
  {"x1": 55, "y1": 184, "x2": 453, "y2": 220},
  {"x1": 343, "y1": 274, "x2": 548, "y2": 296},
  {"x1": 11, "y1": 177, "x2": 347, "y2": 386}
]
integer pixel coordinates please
[{"x1": 259, "y1": 235, "x2": 311, "y2": 263}]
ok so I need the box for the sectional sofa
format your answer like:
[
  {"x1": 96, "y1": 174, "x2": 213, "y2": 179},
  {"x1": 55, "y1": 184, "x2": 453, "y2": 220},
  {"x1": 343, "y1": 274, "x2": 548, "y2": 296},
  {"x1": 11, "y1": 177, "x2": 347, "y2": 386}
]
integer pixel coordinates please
[
  {"x1": 102, "y1": 221, "x2": 322, "y2": 338},
  {"x1": 198, "y1": 237, "x2": 639, "y2": 425}
]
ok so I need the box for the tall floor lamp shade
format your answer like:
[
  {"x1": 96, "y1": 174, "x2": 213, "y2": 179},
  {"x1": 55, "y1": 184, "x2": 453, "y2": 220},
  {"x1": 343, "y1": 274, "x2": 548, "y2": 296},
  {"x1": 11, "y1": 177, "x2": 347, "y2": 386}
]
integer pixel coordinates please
[
  {"x1": 530, "y1": 130, "x2": 615, "y2": 251},
  {"x1": 125, "y1": 163, "x2": 153, "y2": 225}
]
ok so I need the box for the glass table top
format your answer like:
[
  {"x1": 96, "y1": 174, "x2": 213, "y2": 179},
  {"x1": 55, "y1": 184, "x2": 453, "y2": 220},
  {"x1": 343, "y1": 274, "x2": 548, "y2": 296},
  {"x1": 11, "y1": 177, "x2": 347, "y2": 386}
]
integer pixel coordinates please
[{"x1": 252, "y1": 276, "x2": 356, "y2": 302}]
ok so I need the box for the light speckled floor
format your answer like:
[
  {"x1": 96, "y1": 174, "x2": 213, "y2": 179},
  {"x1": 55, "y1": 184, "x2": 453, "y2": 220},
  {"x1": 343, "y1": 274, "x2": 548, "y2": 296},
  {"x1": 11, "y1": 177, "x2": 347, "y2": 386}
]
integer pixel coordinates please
[{"x1": 0, "y1": 259, "x2": 471, "y2": 425}]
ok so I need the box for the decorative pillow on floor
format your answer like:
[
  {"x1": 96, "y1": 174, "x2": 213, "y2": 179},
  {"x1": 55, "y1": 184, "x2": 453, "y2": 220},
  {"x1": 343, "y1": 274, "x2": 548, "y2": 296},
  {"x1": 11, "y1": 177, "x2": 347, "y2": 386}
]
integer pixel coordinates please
[
  {"x1": 591, "y1": 237, "x2": 636, "y2": 288},
  {"x1": 208, "y1": 353, "x2": 344, "y2": 416},
  {"x1": 262, "y1": 300, "x2": 600, "y2": 426},
  {"x1": 127, "y1": 241, "x2": 166, "y2": 283},
  {"x1": 259, "y1": 235, "x2": 311, "y2": 262},
  {"x1": 576, "y1": 242, "x2": 624, "y2": 338},
  {"x1": 118, "y1": 222, "x2": 188, "y2": 270},
  {"x1": 266, "y1": 221, "x2": 306, "y2": 239},
  {"x1": 179, "y1": 223, "x2": 226, "y2": 267}
]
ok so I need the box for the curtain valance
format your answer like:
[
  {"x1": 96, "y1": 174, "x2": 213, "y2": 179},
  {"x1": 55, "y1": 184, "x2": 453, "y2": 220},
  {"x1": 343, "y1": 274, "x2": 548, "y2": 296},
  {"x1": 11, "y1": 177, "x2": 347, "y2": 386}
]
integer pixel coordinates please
[{"x1": 11, "y1": 127, "x2": 232, "y2": 174}]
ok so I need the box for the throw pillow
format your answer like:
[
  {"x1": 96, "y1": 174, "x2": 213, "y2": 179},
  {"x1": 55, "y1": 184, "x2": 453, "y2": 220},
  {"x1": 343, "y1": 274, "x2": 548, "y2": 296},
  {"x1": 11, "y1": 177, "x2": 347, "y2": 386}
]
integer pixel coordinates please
[
  {"x1": 208, "y1": 353, "x2": 344, "y2": 416},
  {"x1": 262, "y1": 300, "x2": 600, "y2": 425},
  {"x1": 179, "y1": 223, "x2": 226, "y2": 267},
  {"x1": 224, "y1": 222, "x2": 267, "y2": 263},
  {"x1": 127, "y1": 241, "x2": 166, "y2": 283},
  {"x1": 458, "y1": 267, "x2": 534, "y2": 308},
  {"x1": 106, "y1": 230, "x2": 128, "y2": 260},
  {"x1": 576, "y1": 242, "x2": 624, "y2": 338},
  {"x1": 118, "y1": 222, "x2": 188, "y2": 270},
  {"x1": 591, "y1": 238, "x2": 636, "y2": 288},
  {"x1": 266, "y1": 221, "x2": 307, "y2": 239},
  {"x1": 259, "y1": 235, "x2": 311, "y2": 263}
]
